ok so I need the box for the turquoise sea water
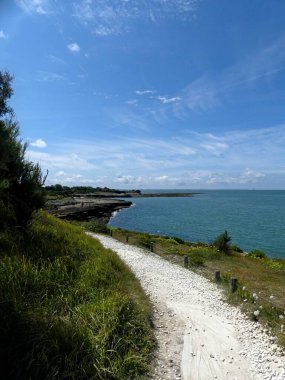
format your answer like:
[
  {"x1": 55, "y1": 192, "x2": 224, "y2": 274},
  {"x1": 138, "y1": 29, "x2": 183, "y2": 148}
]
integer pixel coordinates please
[{"x1": 109, "y1": 190, "x2": 285, "y2": 258}]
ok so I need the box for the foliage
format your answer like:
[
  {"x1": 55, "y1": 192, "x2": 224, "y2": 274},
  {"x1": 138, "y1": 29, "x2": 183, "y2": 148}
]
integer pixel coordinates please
[
  {"x1": 213, "y1": 230, "x2": 231, "y2": 254},
  {"x1": 0, "y1": 211, "x2": 154, "y2": 379},
  {"x1": 188, "y1": 252, "x2": 205, "y2": 267},
  {"x1": 230, "y1": 244, "x2": 243, "y2": 253},
  {"x1": 0, "y1": 71, "x2": 46, "y2": 230},
  {"x1": 45, "y1": 184, "x2": 141, "y2": 197},
  {"x1": 80, "y1": 219, "x2": 109, "y2": 234},
  {"x1": 246, "y1": 249, "x2": 267, "y2": 259},
  {"x1": 189, "y1": 247, "x2": 222, "y2": 260}
]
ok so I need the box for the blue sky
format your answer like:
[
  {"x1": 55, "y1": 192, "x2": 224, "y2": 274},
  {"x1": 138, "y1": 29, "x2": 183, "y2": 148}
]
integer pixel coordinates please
[{"x1": 1, "y1": 0, "x2": 285, "y2": 189}]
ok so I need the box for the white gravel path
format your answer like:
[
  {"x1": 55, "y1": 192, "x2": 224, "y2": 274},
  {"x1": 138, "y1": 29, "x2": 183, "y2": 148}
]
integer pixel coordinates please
[{"x1": 89, "y1": 233, "x2": 285, "y2": 380}]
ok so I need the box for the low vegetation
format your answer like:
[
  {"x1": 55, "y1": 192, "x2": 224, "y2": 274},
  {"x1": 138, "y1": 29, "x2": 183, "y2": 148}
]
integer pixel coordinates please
[
  {"x1": 0, "y1": 212, "x2": 154, "y2": 379},
  {"x1": 87, "y1": 225, "x2": 285, "y2": 349},
  {"x1": 0, "y1": 71, "x2": 154, "y2": 379},
  {"x1": 45, "y1": 184, "x2": 141, "y2": 200}
]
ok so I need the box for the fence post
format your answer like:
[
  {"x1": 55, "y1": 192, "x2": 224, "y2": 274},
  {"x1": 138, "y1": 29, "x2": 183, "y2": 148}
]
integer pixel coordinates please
[
  {"x1": 230, "y1": 277, "x2": 238, "y2": 292},
  {"x1": 150, "y1": 243, "x2": 153, "y2": 252},
  {"x1": 214, "y1": 270, "x2": 221, "y2": 282},
  {"x1": 109, "y1": 229, "x2": 112, "y2": 237},
  {"x1": 125, "y1": 235, "x2": 129, "y2": 243},
  {"x1": 184, "y1": 256, "x2": 189, "y2": 268}
]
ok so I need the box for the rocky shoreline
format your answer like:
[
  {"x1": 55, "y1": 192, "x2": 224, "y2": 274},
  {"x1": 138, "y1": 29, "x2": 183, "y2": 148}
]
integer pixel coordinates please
[
  {"x1": 46, "y1": 197, "x2": 132, "y2": 223},
  {"x1": 45, "y1": 191, "x2": 198, "y2": 223}
]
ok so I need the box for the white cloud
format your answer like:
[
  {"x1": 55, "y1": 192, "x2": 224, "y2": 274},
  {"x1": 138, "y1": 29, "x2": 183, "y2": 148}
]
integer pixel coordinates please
[
  {"x1": 15, "y1": 0, "x2": 50, "y2": 14},
  {"x1": 136, "y1": 90, "x2": 156, "y2": 96},
  {"x1": 200, "y1": 142, "x2": 229, "y2": 156},
  {"x1": 30, "y1": 138, "x2": 47, "y2": 148},
  {"x1": 73, "y1": 0, "x2": 199, "y2": 36},
  {"x1": 126, "y1": 99, "x2": 138, "y2": 106},
  {"x1": 27, "y1": 150, "x2": 97, "y2": 171},
  {"x1": 0, "y1": 30, "x2": 7, "y2": 39},
  {"x1": 36, "y1": 71, "x2": 65, "y2": 82},
  {"x1": 67, "y1": 43, "x2": 81, "y2": 52},
  {"x1": 25, "y1": 123, "x2": 285, "y2": 189},
  {"x1": 152, "y1": 95, "x2": 181, "y2": 104},
  {"x1": 49, "y1": 54, "x2": 66, "y2": 65}
]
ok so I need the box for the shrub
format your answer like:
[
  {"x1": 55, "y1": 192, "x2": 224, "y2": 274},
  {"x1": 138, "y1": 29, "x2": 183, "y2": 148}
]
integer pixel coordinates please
[
  {"x1": 188, "y1": 252, "x2": 205, "y2": 267},
  {"x1": 247, "y1": 249, "x2": 267, "y2": 259},
  {"x1": 213, "y1": 230, "x2": 231, "y2": 254},
  {"x1": 230, "y1": 245, "x2": 243, "y2": 253},
  {"x1": 0, "y1": 71, "x2": 46, "y2": 230}
]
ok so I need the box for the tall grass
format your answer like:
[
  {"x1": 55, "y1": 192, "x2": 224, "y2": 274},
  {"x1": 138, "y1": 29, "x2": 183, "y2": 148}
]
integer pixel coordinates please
[{"x1": 0, "y1": 211, "x2": 154, "y2": 379}]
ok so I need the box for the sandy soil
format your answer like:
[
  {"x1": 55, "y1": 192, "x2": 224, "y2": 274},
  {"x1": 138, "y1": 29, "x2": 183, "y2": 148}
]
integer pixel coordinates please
[{"x1": 88, "y1": 233, "x2": 285, "y2": 380}]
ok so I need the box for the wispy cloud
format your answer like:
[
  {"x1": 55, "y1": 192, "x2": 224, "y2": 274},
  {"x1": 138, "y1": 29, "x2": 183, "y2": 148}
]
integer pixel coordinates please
[
  {"x1": 164, "y1": 37, "x2": 285, "y2": 120},
  {"x1": 152, "y1": 95, "x2": 181, "y2": 104},
  {"x1": 30, "y1": 138, "x2": 47, "y2": 148},
  {"x1": 27, "y1": 150, "x2": 98, "y2": 171},
  {"x1": 72, "y1": 0, "x2": 199, "y2": 36},
  {"x1": 67, "y1": 42, "x2": 81, "y2": 52},
  {"x1": 36, "y1": 71, "x2": 65, "y2": 82},
  {"x1": 15, "y1": 0, "x2": 50, "y2": 14},
  {"x1": 26, "y1": 123, "x2": 285, "y2": 188},
  {"x1": 49, "y1": 54, "x2": 66, "y2": 65},
  {"x1": 0, "y1": 30, "x2": 7, "y2": 39},
  {"x1": 136, "y1": 90, "x2": 156, "y2": 96},
  {"x1": 126, "y1": 99, "x2": 138, "y2": 106}
]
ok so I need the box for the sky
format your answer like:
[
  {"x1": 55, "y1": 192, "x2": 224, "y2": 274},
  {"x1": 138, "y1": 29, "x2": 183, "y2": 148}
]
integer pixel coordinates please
[{"x1": 1, "y1": 0, "x2": 285, "y2": 189}]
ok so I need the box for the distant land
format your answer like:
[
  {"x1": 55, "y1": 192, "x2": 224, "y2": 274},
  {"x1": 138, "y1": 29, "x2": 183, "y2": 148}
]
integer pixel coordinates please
[{"x1": 45, "y1": 185, "x2": 199, "y2": 222}]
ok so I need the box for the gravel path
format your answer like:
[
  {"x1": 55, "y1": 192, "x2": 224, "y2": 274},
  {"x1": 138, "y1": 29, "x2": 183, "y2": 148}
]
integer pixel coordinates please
[{"x1": 89, "y1": 233, "x2": 285, "y2": 380}]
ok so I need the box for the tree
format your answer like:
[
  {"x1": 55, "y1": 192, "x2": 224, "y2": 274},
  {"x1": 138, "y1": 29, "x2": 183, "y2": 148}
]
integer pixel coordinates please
[
  {"x1": 213, "y1": 230, "x2": 231, "y2": 254},
  {"x1": 0, "y1": 71, "x2": 46, "y2": 230}
]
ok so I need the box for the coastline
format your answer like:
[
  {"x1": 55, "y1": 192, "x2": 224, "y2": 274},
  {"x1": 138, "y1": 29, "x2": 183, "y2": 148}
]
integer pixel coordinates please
[
  {"x1": 45, "y1": 191, "x2": 199, "y2": 225},
  {"x1": 46, "y1": 197, "x2": 133, "y2": 224}
]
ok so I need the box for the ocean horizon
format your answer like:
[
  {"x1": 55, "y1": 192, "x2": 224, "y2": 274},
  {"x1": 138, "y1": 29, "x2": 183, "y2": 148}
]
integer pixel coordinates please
[{"x1": 109, "y1": 189, "x2": 285, "y2": 258}]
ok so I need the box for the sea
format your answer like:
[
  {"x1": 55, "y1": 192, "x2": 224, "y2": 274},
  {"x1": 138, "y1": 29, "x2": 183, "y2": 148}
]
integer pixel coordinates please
[{"x1": 108, "y1": 190, "x2": 285, "y2": 258}]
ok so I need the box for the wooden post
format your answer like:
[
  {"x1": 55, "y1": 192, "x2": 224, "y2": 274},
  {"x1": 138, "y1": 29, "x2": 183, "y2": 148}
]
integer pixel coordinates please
[
  {"x1": 230, "y1": 277, "x2": 238, "y2": 292},
  {"x1": 125, "y1": 235, "x2": 129, "y2": 243},
  {"x1": 150, "y1": 243, "x2": 153, "y2": 252},
  {"x1": 109, "y1": 229, "x2": 112, "y2": 237},
  {"x1": 214, "y1": 270, "x2": 221, "y2": 282},
  {"x1": 184, "y1": 256, "x2": 189, "y2": 268}
]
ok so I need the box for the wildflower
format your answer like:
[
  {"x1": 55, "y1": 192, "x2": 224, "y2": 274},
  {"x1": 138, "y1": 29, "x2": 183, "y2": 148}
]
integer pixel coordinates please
[
  {"x1": 279, "y1": 315, "x2": 284, "y2": 320},
  {"x1": 253, "y1": 310, "x2": 260, "y2": 317}
]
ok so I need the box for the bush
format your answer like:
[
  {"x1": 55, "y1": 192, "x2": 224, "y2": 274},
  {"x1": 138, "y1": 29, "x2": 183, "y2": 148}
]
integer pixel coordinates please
[
  {"x1": 213, "y1": 230, "x2": 231, "y2": 254},
  {"x1": 188, "y1": 252, "x2": 205, "y2": 267},
  {"x1": 230, "y1": 245, "x2": 243, "y2": 253},
  {"x1": 247, "y1": 249, "x2": 267, "y2": 259},
  {"x1": 0, "y1": 71, "x2": 46, "y2": 230}
]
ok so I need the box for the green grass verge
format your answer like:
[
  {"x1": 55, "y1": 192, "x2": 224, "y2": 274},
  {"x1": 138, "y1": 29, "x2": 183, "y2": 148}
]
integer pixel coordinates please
[{"x1": 0, "y1": 211, "x2": 154, "y2": 379}]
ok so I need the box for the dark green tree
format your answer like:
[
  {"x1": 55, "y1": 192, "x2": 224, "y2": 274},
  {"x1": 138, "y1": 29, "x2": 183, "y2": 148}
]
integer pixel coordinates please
[
  {"x1": 213, "y1": 230, "x2": 231, "y2": 254},
  {"x1": 0, "y1": 71, "x2": 46, "y2": 230}
]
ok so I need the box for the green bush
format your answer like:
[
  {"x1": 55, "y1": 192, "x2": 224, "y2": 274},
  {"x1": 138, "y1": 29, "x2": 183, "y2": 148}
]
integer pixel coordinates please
[
  {"x1": 0, "y1": 71, "x2": 46, "y2": 230},
  {"x1": 81, "y1": 220, "x2": 109, "y2": 234},
  {"x1": 188, "y1": 252, "x2": 205, "y2": 267},
  {"x1": 230, "y1": 245, "x2": 243, "y2": 253},
  {"x1": 213, "y1": 230, "x2": 231, "y2": 254},
  {"x1": 247, "y1": 249, "x2": 267, "y2": 259}
]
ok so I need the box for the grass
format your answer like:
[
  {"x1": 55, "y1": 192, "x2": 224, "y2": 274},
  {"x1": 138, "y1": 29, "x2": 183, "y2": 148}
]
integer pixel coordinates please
[
  {"x1": 0, "y1": 211, "x2": 154, "y2": 379},
  {"x1": 88, "y1": 225, "x2": 285, "y2": 349}
]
